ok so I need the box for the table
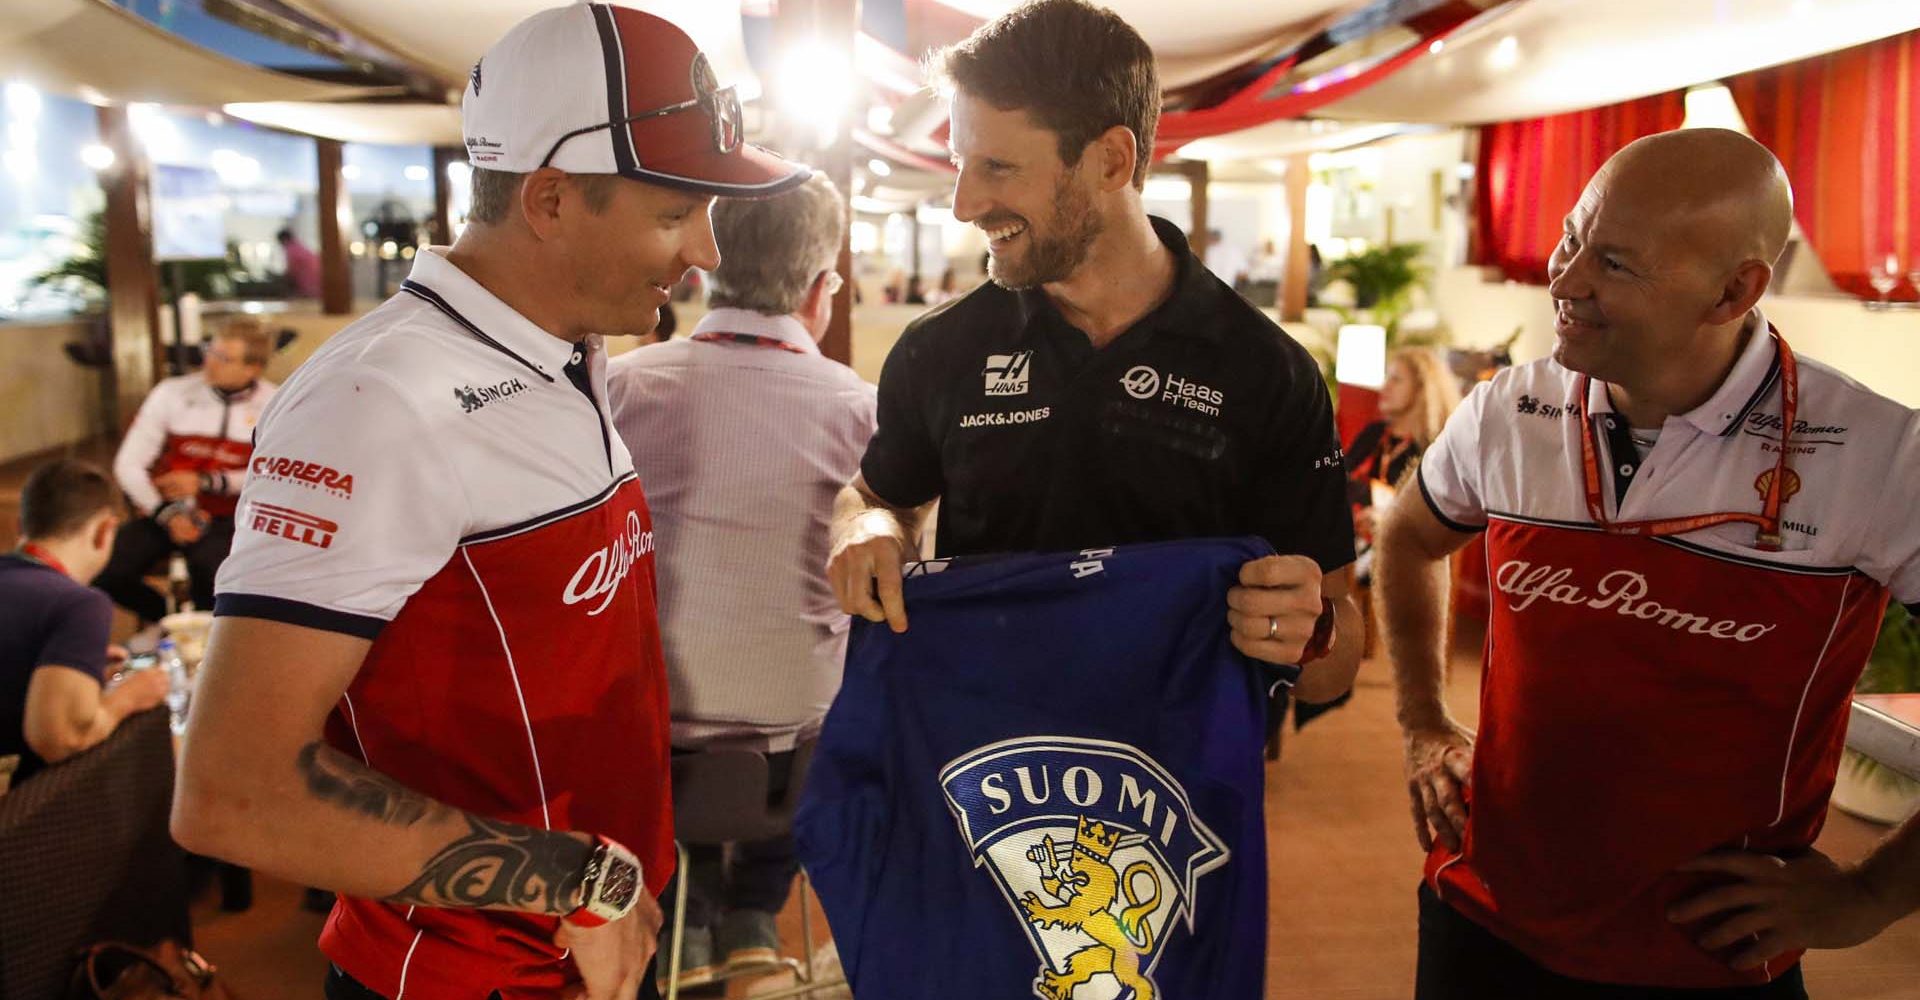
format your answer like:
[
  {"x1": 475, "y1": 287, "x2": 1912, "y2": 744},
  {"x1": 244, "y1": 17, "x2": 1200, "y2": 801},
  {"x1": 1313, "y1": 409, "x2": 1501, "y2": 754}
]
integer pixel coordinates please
[{"x1": 1846, "y1": 694, "x2": 1920, "y2": 782}]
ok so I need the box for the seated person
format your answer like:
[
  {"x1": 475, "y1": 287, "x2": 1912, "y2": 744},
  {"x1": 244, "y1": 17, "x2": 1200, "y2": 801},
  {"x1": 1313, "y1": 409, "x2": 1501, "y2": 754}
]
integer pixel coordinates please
[
  {"x1": 608, "y1": 173, "x2": 875, "y2": 986},
  {"x1": 96, "y1": 319, "x2": 277, "y2": 622},
  {"x1": 2, "y1": 459, "x2": 169, "y2": 791}
]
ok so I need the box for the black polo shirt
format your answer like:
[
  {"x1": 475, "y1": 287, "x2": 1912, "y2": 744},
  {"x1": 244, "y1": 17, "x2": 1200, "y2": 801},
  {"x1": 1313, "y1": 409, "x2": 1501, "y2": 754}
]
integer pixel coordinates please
[{"x1": 861, "y1": 216, "x2": 1354, "y2": 570}]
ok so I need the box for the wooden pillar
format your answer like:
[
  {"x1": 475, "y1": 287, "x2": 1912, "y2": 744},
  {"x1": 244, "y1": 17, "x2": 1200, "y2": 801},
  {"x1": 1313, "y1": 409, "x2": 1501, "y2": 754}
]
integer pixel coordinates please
[
  {"x1": 1187, "y1": 160, "x2": 1209, "y2": 259},
  {"x1": 1282, "y1": 153, "x2": 1312, "y2": 322},
  {"x1": 430, "y1": 145, "x2": 461, "y2": 246},
  {"x1": 316, "y1": 138, "x2": 353, "y2": 314},
  {"x1": 95, "y1": 104, "x2": 160, "y2": 426},
  {"x1": 775, "y1": 0, "x2": 858, "y2": 367},
  {"x1": 1152, "y1": 159, "x2": 1209, "y2": 255}
]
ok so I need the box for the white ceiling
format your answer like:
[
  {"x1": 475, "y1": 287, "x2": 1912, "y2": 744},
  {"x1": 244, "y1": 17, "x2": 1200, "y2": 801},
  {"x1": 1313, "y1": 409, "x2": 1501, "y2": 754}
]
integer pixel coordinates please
[
  {"x1": 223, "y1": 101, "x2": 463, "y2": 145},
  {"x1": 1319, "y1": 0, "x2": 1920, "y2": 124},
  {"x1": 280, "y1": 0, "x2": 762, "y2": 99},
  {"x1": 0, "y1": 0, "x2": 373, "y2": 107}
]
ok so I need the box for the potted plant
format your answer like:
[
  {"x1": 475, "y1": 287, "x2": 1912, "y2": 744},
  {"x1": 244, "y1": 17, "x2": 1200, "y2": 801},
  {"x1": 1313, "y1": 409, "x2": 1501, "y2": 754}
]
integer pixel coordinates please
[
  {"x1": 1325, "y1": 242, "x2": 1432, "y2": 342},
  {"x1": 1833, "y1": 603, "x2": 1920, "y2": 824},
  {"x1": 26, "y1": 209, "x2": 108, "y2": 311}
]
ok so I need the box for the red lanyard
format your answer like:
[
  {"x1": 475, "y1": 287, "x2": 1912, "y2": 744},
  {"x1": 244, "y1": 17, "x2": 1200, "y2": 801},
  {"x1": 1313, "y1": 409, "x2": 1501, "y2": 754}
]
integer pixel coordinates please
[
  {"x1": 690, "y1": 332, "x2": 809, "y2": 355},
  {"x1": 1572, "y1": 327, "x2": 1797, "y2": 552},
  {"x1": 1358, "y1": 433, "x2": 1413, "y2": 484},
  {"x1": 18, "y1": 542, "x2": 70, "y2": 577}
]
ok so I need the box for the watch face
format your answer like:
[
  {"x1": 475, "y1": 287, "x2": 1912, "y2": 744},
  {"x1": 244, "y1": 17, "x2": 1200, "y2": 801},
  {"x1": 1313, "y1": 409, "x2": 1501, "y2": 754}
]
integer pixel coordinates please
[{"x1": 599, "y1": 856, "x2": 640, "y2": 910}]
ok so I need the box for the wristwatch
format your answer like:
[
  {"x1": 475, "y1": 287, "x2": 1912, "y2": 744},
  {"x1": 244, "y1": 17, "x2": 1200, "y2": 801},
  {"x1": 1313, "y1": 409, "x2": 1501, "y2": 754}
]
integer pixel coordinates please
[
  {"x1": 563, "y1": 835, "x2": 643, "y2": 928},
  {"x1": 1298, "y1": 597, "x2": 1337, "y2": 665}
]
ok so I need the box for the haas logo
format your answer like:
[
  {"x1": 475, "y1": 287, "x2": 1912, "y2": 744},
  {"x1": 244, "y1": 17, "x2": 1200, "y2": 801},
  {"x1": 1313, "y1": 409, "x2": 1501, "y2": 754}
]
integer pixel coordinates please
[
  {"x1": 562, "y1": 511, "x2": 654, "y2": 616},
  {"x1": 941, "y1": 737, "x2": 1227, "y2": 1000}
]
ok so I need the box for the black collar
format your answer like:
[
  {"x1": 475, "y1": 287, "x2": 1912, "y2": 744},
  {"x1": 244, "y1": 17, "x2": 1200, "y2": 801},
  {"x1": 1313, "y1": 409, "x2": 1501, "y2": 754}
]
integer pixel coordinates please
[{"x1": 1010, "y1": 215, "x2": 1224, "y2": 346}]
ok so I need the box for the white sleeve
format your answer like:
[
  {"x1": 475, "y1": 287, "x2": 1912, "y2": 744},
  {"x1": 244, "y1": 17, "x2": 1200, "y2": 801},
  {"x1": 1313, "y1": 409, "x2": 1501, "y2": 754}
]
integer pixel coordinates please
[
  {"x1": 113, "y1": 381, "x2": 171, "y2": 515},
  {"x1": 1860, "y1": 409, "x2": 1920, "y2": 609},
  {"x1": 1415, "y1": 378, "x2": 1491, "y2": 532},
  {"x1": 212, "y1": 367, "x2": 470, "y2": 638}
]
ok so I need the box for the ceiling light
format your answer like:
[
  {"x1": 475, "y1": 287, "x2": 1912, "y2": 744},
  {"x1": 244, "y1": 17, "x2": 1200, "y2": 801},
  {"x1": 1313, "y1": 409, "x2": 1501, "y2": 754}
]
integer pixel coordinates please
[{"x1": 79, "y1": 143, "x2": 115, "y2": 171}]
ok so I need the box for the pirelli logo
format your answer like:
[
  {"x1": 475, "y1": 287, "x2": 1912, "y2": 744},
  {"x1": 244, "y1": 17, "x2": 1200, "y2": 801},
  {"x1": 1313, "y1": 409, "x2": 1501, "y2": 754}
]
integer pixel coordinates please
[{"x1": 249, "y1": 501, "x2": 338, "y2": 550}]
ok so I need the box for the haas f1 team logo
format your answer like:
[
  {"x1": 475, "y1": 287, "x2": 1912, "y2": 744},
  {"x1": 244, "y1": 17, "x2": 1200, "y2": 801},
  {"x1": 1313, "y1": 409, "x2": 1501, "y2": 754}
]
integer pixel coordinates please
[
  {"x1": 941, "y1": 737, "x2": 1228, "y2": 1000},
  {"x1": 984, "y1": 351, "x2": 1034, "y2": 396}
]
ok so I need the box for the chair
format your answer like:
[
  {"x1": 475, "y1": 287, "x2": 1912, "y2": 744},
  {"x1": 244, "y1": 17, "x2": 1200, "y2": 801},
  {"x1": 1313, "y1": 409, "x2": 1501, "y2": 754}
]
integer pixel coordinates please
[
  {"x1": 0, "y1": 708, "x2": 191, "y2": 1000},
  {"x1": 663, "y1": 739, "x2": 843, "y2": 1000}
]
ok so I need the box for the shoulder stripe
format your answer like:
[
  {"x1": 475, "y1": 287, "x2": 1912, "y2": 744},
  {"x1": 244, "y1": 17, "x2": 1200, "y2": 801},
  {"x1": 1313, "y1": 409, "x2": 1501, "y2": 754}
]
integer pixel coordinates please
[
  {"x1": 462, "y1": 472, "x2": 639, "y2": 545},
  {"x1": 214, "y1": 593, "x2": 387, "y2": 639}
]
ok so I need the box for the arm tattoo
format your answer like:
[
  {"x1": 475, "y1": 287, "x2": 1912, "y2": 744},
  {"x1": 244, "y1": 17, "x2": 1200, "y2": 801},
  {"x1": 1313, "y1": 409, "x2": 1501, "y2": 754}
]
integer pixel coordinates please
[
  {"x1": 388, "y1": 813, "x2": 593, "y2": 913},
  {"x1": 298, "y1": 741, "x2": 446, "y2": 827},
  {"x1": 296, "y1": 741, "x2": 591, "y2": 914}
]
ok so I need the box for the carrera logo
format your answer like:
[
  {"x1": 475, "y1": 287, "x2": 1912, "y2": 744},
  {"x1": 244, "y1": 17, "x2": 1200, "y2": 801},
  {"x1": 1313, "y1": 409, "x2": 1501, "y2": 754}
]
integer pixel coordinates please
[
  {"x1": 983, "y1": 351, "x2": 1033, "y2": 396},
  {"x1": 563, "y1": 511, "x2": 656, "y2": 617},
  {"x1": 1120, "y1": 366, "x2": 1223, "y2": 416},
  {"x1": 249, "y1": 502, "x2": 337, "y2": 549},
  {"x1": 454, "y1": 378, "x2": 529, "y2": 414},
  {"x1": 251, "y1": 456, "x2": 354, "y2": 498},
  {"x1": 1495, "y1": 560, "x2": 1777, "y2": 642}
]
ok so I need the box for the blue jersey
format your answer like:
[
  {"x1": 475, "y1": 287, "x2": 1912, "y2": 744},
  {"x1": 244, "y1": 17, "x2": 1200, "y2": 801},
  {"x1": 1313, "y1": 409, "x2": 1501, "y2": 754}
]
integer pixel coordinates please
[{"x1": 795, "y1": 538, "x2": 1284, "y2": 1000}]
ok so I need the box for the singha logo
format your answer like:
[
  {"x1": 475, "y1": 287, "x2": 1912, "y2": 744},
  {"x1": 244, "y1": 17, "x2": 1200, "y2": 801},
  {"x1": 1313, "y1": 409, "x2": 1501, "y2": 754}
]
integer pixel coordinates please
[
  {"x1": 941, "y1": 737, "x2": 1228, "y2": 1000},
  {"x1": 453, "y1": 378, "x2": 529, "y2": 414}
]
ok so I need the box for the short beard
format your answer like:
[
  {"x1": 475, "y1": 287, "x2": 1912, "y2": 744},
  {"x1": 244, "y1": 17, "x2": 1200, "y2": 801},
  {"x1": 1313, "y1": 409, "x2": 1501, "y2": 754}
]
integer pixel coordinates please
[{"x1": 987, "y1": 171, "x2": 1104, "y2": 291}]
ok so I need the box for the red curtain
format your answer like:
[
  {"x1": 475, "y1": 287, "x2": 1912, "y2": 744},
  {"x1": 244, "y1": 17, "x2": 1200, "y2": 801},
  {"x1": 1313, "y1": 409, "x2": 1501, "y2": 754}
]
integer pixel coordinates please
[
  {"x1": 1470, "y1": 92, "x2": 1687, "y2": 284},
  {"x1": 1728, "y1": 29, "x2": 1920, "y2": 301}
]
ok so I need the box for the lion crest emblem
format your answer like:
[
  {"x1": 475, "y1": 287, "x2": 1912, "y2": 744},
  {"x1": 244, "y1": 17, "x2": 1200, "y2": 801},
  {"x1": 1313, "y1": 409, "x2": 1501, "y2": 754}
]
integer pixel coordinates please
[{"x1": 941, "y1": 737, "x2": 1229, "y2": 1000}]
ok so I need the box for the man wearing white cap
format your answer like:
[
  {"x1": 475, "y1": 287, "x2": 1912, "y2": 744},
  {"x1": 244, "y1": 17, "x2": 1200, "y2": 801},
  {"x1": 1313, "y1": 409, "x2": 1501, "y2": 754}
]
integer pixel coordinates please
[{"x1": 171, "y1": 5, "x2": 808, "y2": 1000}]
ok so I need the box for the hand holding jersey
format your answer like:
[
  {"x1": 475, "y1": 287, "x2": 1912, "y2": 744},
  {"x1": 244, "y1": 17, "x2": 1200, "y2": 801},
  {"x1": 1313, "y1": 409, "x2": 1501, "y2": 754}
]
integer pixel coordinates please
[
  {"x1": 829, "y1": 496, "x2": 1340, "y2": 666},
  {"x1": 830, "y1": 0, "x2": 1360, "y2": 714}
]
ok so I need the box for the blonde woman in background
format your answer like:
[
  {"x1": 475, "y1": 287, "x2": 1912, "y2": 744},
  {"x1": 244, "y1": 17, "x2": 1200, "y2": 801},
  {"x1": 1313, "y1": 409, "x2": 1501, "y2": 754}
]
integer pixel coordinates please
[{"x1": 1347, "y1": 346, "x2": 1463, "y2": 546}]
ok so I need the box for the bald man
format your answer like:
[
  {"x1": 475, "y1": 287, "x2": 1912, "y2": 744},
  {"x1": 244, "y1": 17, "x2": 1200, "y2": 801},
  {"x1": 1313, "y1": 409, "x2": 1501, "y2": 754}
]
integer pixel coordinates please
[{"x1": 1375, "y1": 127, "x2": 1920, "y2": 999}]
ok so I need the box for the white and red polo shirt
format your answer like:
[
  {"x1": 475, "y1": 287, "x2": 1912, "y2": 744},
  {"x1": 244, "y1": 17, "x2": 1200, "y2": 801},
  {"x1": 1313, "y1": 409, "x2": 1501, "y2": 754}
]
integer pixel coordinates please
[
  {"x1": 1416, "y1": 309, "x2": 1920, "y2": 989},
  {"x1": 213, "y1": 248, "x2": 671, "y2": 1000},
  {"x1": 113, "y1": 373, "x2": 275, "y2": 518}
]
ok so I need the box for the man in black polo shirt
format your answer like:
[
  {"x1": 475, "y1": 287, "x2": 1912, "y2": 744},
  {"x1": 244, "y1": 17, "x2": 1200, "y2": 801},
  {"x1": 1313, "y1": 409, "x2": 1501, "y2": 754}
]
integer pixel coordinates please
[{"x1": 827, "y1": 0, "x2": 1362, "y2": 700}]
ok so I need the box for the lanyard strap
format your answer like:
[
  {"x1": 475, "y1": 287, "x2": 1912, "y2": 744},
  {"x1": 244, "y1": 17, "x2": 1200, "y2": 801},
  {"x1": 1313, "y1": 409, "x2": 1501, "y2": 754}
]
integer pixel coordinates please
[
  {"x1": 690, "y1": 332, "x2": 809, "y2": 355},
  {"x1": 17, "y1": 542, "x2": 70, "y2": 577},
  {"x1": 1572, "y1": 326, "x2": 1797, "y2": 552}
]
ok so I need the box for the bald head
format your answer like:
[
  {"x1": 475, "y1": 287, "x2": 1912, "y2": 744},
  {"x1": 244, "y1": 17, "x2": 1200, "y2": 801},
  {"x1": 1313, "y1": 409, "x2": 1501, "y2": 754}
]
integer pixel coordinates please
[
  {"x1": 1589, "y1": 128, "x2": 1793, "y2": 270},
  {"x1": 1548, "y1": 128, "x2": 1795, "y2": 410}
]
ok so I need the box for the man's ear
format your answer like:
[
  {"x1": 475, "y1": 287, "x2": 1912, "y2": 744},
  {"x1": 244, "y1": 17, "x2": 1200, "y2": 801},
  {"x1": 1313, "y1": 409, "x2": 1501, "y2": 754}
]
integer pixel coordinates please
[
  {"x1": 1708, "y1": 259, "x2": 1772, "y2": 327},
  {"x1": 91, "y1": 514, "x2": 119, "y2": 554},
  {"x1": 519, "y1": 168, "x2": 571, "y2": 240},
  {"x1": 1092, "y1": 125, "x2": 1139, "y2": 193}
]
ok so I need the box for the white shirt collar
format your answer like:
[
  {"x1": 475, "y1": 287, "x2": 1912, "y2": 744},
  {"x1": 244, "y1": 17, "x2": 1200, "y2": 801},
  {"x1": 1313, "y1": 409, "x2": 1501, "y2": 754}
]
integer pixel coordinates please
[
  {"x1": 404, "y1": 247, "x2": 581, "y2": 380},
  {"x1": 1584, "y1": 309, "x2": 1780, "y2": 437},
  {"x1": 691, "y1": 307, "x2": 821, "y2": 356}
]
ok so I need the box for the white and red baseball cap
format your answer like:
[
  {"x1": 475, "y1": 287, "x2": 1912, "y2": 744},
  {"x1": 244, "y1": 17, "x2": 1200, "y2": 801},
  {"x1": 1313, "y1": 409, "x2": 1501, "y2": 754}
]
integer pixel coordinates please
[{"x1": 462, "y1": 2, "x2": 808, "y2": 198}]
